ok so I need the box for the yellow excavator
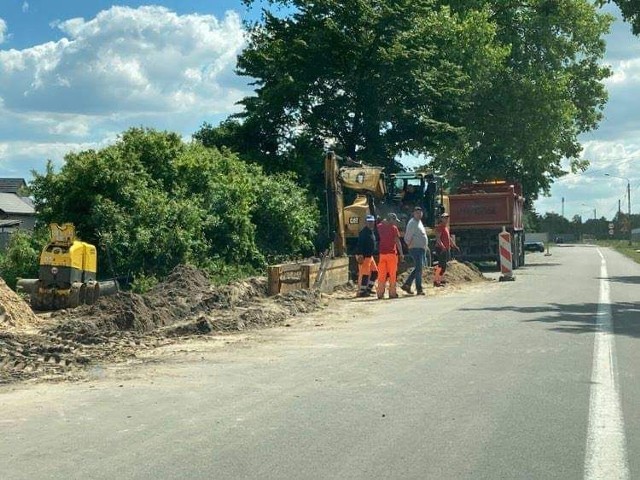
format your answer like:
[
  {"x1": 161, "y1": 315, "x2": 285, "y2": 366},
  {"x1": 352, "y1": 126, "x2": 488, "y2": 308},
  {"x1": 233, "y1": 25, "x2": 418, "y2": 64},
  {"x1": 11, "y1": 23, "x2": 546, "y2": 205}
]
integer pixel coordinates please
[
  {"x1": 17, "y1": 223, "x2": 118, "y2": 311},
  {"x1": 324, "y1": 151, "x2": 386, "y2": 256},
  {"x1": 324, "y1": 151, "x2": 447, "y2": 257}
]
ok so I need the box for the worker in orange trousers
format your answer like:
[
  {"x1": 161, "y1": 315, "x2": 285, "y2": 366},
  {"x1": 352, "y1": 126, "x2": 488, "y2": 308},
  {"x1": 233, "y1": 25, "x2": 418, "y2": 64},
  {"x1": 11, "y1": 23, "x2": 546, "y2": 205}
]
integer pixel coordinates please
[{"x1": 376, "y1": 213, "x2": 404, "y2": 299}]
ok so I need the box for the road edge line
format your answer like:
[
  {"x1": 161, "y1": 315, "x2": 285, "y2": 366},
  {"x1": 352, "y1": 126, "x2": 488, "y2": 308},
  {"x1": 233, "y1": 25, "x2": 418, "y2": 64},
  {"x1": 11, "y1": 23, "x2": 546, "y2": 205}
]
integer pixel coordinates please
[{"x1": 584, "y1": 249, "x2": 629, "y2": 479}]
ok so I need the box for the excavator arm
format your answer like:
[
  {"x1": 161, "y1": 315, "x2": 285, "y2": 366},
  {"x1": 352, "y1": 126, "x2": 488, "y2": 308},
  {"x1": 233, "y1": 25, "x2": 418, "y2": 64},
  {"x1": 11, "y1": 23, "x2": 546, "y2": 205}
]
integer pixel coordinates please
[{"x1": 324, "y1": 152, "x2": 385, "y2": 256}]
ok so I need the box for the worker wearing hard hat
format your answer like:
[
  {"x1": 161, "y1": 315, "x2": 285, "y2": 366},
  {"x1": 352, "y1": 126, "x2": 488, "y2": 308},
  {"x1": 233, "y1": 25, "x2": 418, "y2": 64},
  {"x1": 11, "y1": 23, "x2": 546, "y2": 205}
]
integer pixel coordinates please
[
  {"x1": 355, "y1": 215, "x2": 378, "y2": 297},
  {"x1": 376, "y1": 213, "x2": 404, "y2": 299}
]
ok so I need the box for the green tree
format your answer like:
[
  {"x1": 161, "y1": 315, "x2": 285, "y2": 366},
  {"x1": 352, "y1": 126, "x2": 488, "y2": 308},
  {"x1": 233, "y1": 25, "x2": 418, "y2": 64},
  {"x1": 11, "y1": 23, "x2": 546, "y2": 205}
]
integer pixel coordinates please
[
  {"x1": 600, "y1": 0, "x2": 640, "y2": 34},
  {"x1": 237, "y1": 0, "x2": 506, "y2": 168},
  {"x1": 193, "y1": 120, "x2": 325, "y2": 190},
  {"x1": 434, "y1": 0, "x2": 612, "y2": 201},
  {"x1": 539, "y1": 212, "x2": 572, "y2": 236},
  {"x1": 236, "y1": 0, "x2": 611, "y2": 204}
]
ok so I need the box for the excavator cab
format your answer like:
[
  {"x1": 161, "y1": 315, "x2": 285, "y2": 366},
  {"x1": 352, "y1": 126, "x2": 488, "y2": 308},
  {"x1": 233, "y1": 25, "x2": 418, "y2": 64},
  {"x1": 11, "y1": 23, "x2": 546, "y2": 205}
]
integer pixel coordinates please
[{"x1": 386, "y1": 172, "x2": 444, "y2": 228}]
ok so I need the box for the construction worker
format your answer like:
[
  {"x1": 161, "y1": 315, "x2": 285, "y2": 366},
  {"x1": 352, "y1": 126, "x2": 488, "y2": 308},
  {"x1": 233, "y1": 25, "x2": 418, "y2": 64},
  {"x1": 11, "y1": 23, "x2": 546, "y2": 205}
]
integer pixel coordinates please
[
  {"x1": 401, "y1": 206, "x2": 428, "y2": 295},
  {"x1": 433, "y1": 213, "x2": 459, "y2": 287},
  {"x1": 376, "y1": 213, "x2": 404, "y2": 299},
  {"x1": 355, "y1": 215, "x2": 378, "y2": 297}
]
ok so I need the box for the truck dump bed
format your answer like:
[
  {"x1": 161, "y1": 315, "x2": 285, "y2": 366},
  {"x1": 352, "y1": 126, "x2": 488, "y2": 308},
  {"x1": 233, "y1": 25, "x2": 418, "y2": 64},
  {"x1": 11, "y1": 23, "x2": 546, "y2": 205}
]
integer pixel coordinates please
[{"x1": 449, "y1": 182, "x2": 524, "y2": 231}]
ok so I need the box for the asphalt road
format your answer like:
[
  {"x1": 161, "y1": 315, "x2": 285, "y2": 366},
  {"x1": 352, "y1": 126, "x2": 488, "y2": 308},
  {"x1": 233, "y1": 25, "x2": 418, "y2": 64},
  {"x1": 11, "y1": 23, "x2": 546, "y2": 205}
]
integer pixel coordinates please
[{"x1": 2, "y1": 245, "x2": 639, "y2": 480}]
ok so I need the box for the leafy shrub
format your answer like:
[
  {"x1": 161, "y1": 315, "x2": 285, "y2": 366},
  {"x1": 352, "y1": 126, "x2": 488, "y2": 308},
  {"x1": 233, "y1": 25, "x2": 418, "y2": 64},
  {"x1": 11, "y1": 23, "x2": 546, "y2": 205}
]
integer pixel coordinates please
[
  {"x1": 0, "y1": 229, "x2": 47, "y2": 290},
  {"x1": 29, "y1": 128, "x2": 319, "y2": 282}
]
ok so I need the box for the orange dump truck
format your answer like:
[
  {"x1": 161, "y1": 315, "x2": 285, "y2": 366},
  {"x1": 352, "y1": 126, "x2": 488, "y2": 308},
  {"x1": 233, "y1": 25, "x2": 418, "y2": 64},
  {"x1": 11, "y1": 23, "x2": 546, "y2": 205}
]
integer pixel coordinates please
[{"x1": 448, "y1": 181, "x2": 525, "y2": 269}]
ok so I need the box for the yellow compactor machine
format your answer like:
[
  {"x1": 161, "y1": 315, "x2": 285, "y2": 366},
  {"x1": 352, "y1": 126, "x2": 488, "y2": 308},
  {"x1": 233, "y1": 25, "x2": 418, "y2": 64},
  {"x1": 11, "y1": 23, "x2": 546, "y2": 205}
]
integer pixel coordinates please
[{"x1": 17, "y1": 223, "x2": 117, "y2": 311}]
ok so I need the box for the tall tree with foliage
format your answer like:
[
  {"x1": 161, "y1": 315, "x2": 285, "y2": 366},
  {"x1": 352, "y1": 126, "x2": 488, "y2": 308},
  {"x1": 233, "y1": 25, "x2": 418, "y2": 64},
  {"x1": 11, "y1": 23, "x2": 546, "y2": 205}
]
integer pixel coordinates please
[
  {"x1": 236, "y1": 0, "x2": 507, "y2": 168},
  {"x1": 234, "y1": 0, "x2": 611, "y2": 203},
  {"x1": 600, "y1": 0, "x2": 640, "y2": 34},
  {"x1": 438, "y1": 0, "x2": 612, "y2": 201}
]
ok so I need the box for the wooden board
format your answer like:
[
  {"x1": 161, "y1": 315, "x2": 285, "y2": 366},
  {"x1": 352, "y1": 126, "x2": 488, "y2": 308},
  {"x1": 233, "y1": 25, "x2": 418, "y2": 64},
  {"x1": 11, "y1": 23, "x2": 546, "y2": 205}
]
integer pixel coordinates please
[{"x1": 267, "y1": 257, "x2": 349, "y2": 296}]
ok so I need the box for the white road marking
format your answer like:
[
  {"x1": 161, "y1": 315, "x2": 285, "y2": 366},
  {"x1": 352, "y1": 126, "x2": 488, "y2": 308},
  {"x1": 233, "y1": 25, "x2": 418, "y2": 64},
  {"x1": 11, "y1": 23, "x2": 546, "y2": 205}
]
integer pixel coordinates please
[{"x1": 584, "y1": 249, "x2": 629, "y2": 479}]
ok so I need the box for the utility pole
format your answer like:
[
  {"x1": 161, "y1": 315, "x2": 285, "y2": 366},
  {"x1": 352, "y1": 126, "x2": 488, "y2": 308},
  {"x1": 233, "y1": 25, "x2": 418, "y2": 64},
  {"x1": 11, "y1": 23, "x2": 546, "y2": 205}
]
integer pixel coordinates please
[
  {"x1": 619, "y1": 199, "x2": 621, "y2": 216},
  {"x1": 562, "y1": 197, "x2": 565, "y2": 218},
  {"x1": 605, "y1": 173, "x2": 633, "y2": 245},
  {"x1": 628, "y1": 180, "x2": 632, "y2": 246},
  {"x1": 593, "y1": 208, "x2": 597, "y2": 220}
]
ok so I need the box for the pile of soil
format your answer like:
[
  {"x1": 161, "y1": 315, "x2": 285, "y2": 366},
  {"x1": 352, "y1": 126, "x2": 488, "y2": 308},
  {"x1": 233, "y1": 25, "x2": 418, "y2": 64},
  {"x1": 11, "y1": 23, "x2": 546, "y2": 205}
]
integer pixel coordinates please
[
  {"x1": 0, "y1": 279, "x2": 40, "y2": 331},
  {"x1": 52, "y1": 267, "x2": 270, "y2": 342},
  {"x1": 1, "y1": 265, "x2": 326, "y2": 384},
  {"x1": 397, "y1": 260, "x2": 486, "y2": 286},
  {"x1": 437, "y1": 260, "x2": 486, "y2": 284}
]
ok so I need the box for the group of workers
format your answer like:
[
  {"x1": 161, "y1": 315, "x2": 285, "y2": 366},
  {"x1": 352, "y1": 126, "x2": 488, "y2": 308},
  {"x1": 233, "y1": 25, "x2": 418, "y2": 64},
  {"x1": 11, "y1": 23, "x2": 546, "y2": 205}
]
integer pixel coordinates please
[{"x1": 355, "y1": 207, "x2": 459, "y2": 299}]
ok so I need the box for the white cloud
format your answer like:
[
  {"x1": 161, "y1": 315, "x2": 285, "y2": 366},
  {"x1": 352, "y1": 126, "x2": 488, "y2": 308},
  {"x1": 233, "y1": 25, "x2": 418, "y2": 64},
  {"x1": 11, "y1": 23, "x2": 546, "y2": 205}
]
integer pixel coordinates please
[
  {"x1": 0, "y1": 18, "x2": 7, "y2": 44},
  {"x1": 0, "y1": 6, "x2": 251, "y2": 179},
  {"x1": 0, "y1": 6, "x2": 247, "y2": 116},
  {"x1": 0, "y1": 136, "x2": 117, "y2": 171},
  {"x1": 22, "y1": 2, "x2": 29, "y2": 13}
]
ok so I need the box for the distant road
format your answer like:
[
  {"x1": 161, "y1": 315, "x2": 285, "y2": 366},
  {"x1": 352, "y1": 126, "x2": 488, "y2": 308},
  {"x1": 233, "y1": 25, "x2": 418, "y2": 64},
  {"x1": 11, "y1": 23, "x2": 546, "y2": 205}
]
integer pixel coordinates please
[{"x1": 2, "y1": 245, "x2": 639, "y2": 480}]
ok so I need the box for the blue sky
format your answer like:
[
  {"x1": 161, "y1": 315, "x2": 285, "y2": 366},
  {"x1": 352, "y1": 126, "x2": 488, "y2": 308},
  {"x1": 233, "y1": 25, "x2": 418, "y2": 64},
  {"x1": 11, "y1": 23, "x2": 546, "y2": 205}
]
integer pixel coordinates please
[
  {"x1": 0, "y1": 1, "x2": 639, "y2": 220},
  {"x1": 0, "y1": 1, "x2": 262, "y2": 49}
]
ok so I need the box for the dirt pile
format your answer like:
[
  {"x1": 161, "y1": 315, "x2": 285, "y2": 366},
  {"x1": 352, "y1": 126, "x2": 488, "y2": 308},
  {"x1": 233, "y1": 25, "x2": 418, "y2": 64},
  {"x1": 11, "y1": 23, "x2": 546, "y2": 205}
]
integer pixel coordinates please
[
  {"x1": 0, "y1": 279, "x2": 40, "y2": 331},
  {"x1": 164, "y1": 288, "x2": 324, "y2": 337},
  {"x1": 440, "y1": 260, "x2": 486, "y2": 283},
  {"x1": 51, "y1": 267, "x2": 270, "y2": 343},
  {"x1": 0, "y1": 261, "x2": 485, "y2": 384},
  {"x1": 1, "y1": 264, "x2": 327, "y2": 384},
  {"x1": 397, "y1": 260, "x2": 485, "y2": 286}
]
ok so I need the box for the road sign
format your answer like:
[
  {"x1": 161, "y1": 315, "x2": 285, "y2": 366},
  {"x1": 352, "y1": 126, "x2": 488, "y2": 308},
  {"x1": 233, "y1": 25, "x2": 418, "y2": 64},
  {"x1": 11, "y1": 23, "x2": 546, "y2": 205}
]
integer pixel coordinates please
[
  {"x1": 609, "y1": 229, "x2": 615, "y2": 236},
  {"x1": 609, "y1": 223, "x2": 614, "y2": 229}
]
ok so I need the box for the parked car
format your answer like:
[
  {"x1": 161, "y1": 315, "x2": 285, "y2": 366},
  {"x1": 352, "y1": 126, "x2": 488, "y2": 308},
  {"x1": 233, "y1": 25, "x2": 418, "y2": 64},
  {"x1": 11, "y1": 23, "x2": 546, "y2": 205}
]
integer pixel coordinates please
[{"x1": 524, "y1": 241, "x2": 545, "y2": 253}]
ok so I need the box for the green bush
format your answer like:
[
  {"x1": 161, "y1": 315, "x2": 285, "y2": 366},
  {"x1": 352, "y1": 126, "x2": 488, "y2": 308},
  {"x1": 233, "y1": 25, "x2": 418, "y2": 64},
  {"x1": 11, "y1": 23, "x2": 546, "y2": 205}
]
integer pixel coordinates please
[
  {"x1": 130, "y1": 273, "x2": 159, "y2": 294},
  {"x1": 0, "y1": 229, "x2": 47, "y2": 290},
  {"x1": 28, "y1": 128, "x2": 319, "y2": 282}
]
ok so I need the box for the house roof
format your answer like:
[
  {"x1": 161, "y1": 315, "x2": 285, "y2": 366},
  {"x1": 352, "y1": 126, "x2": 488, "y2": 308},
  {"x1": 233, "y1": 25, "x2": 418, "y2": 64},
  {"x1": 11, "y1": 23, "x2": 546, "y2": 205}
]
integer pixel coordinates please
[
  {"x1": 0, "y1": 193, "x2": 36, "y2": 215},
  {"x1": 0, "y1": 219, "x2": 21, "y2": 228},
  {"x1": 0, "y1": 178, "x2": 26, "y2": 194}
]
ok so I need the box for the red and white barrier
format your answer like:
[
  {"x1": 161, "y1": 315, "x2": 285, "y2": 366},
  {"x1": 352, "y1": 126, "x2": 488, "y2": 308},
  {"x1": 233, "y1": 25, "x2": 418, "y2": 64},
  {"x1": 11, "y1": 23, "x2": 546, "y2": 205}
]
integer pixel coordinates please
[{"x1": 499, "y1": 228, "x2": 515, "y2": 282}]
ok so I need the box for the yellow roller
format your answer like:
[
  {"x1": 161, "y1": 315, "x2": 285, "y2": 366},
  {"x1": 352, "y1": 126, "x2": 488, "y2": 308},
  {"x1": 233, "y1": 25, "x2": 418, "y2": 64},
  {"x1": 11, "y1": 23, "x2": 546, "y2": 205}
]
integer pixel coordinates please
[{"x1": 17, "y1": 223, "x2": 116, "y2": 311}]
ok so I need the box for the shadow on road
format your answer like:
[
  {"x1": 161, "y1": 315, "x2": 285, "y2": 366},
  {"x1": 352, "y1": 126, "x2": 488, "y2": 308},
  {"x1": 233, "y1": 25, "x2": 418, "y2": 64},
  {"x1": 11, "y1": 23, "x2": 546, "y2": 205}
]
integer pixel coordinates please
[
  {"x1": 461, "y1": 302, "x2": 640, "y2": 338},
  {"x1": 600, "y1": 276, "x2": 640, "y2": 285}
]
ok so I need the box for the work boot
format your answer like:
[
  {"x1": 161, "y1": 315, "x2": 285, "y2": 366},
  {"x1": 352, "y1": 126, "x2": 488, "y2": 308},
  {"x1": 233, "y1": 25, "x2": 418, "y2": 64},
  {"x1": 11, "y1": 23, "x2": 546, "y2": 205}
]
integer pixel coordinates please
[
  {"x1": 416, "y1": 290, "x2": 426, "y2": 296},
  {"x1": 400, "y1": 284, "x2": 413, "y2": 294}
]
